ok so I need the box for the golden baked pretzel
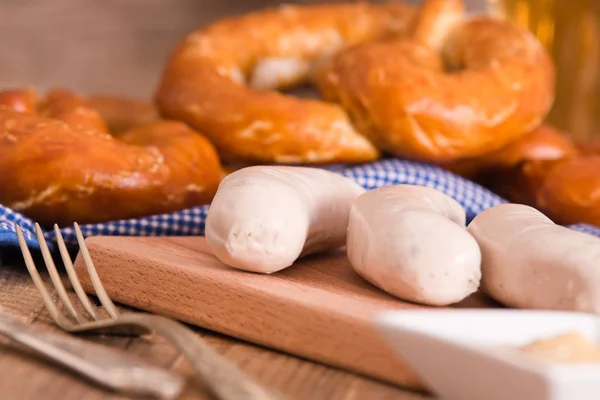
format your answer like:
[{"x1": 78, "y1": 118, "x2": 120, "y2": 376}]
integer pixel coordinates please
[
  {"x1": 0, "y1": 88, "x2": 38, "y2": 113},
  {"x1": 155, "y1": 2, "x2": 417, "y2": 164},
  {"x1": 505, "y1": 155, "x2": 600, "y2": 226},
  {"x1": 443, "y1": 125, "x2": 578, "y2": 180},
  {"x1": 0, "y1": 88, "x2": 223, "y2": 227},
  {"x1": 575, "y1": 137, "x2": 600, "y2": 155},
  {"x1": 441, "y1": 124, "x2": 600, "y2": 227},
  {"x1": 315, "y1": 0, "x2": 555, "y2": 163},
  {"x1": 86, "y1": 94, "x2": 160, "y2": 133}
]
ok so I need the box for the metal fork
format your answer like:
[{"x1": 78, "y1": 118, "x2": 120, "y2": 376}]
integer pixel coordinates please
[
  {"x1": 15, "y1": 223, "x2": 284, "y2": 400},
  {"x1": 0, "y1": 307, "x2": 185, "y2": 399}
]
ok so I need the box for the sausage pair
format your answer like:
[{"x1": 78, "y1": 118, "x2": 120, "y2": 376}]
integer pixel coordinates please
[{"x1": 206, "y1": 166, "x2": 479, "y2": 307}]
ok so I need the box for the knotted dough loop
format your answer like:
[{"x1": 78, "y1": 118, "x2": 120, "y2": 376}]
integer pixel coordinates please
[
  {"x1": 316, "y1": 0, "x2": 556, "y2": 163},
  {"x1": 440, "y1": 124, "x2": 600, "y2": 228},
  {"x1": 0, "y1": 88, "x2": 223, "y2": 227},
  {"x1": 155, "y1": 2, "x2": 416, "y2": 164},
  {"x1": 502, "y1": 154, "x2": 600, "y2": 227},
  {"x1": 443, "y1": 124, "x2": 578, "y2": 180},
  {"x1": 86, "y1": 94, "x2": 160, "y2": 134}
]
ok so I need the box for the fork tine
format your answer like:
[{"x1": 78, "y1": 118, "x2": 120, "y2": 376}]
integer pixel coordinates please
[
  {"x1": 54, "y1": 224, "x2": 100, "y2": 320},
  {"x1": 73, "y1": 223, "x2": 120, "y2": 319},
  {"x1": 34, "y1": 223, "x2": 86, "y2": 323},
  {"x1": 16, "y1": 226, "x2": 72, "y2": 327}
]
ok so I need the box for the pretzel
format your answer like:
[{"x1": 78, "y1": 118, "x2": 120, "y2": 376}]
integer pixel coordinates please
[
  {"x1": 0, "y1": 88, "x2": 38, "y2": 113},
  {"x1": 504, "y1": 155, "x2": 600, "y2": 226},
  {"x1": 0, "y1": 88, "x2": 223, "y2": 227},
  {"x1": 443, "y1": 125, "x2": 578, "y2": 181},
  {"x1": 315, "y1": 0, "x2": 555, "y2": 163},
  {"x1": 576, "y1": 137, "x2": 600, "y2": 155},
  {"x1": 155, "y1": 2, "x2": 417, "y2": 164},
  {"x1": 445, "y1": 125, "x2": 579, "y2": 209},
  {"x1": 443, "y1": 124, "x2": 600, "y2": 227},
  {"x1": 86, "y1": 94, "x2": 160, "y2": 133},
  {"x1": 487, "y1": 129, "x2": 599, "y2": 227}
]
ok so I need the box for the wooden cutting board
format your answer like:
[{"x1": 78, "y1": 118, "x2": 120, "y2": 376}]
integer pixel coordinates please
[{"x1": 72, "y1": 236, "x2": 498, "y2": 390}]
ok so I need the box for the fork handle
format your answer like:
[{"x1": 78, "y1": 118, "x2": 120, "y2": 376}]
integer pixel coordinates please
[
  {"x1": 142, "y1": 316, "x2": 286, "y2": 400},
  {"x1": 0, "y1": 312, "x2": 184, "y2": 400},
  {"x1": 73, "y1": 313, "x2": 287, "y2": 400}
]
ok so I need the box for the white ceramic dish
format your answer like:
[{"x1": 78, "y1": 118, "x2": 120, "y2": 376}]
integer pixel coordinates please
[{"x1": 374, "y1": 309, "x2": 600, "y2": 400}]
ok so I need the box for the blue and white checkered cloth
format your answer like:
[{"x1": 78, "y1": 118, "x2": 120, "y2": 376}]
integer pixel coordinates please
[{"x1": 2, "y1": 158, "x2": 599, "y2": 264}]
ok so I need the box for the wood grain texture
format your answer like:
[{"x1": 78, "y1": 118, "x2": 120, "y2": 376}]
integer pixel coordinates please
[
  {"x1": 0, "y1": 258, "x2": 434, "y2": 399},
  {"x1": 72, "y1": 235, "x2": 498, "y2": 392}
]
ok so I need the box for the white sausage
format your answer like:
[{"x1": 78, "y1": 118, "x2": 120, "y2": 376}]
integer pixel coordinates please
[
  {"x1": 346, "y1": 185, "x2": 481, "y2": 306},
  {"x1": 205, "y1": 165, "x2": 365, "y2": 273},
  {"x1": 467, "y1": 203, "x2": 600, "y2": 313}
]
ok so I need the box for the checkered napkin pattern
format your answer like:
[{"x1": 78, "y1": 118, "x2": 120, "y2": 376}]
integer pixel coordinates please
[{"x1": 1, "y1": 158, "x2": 599, "y2": 260}]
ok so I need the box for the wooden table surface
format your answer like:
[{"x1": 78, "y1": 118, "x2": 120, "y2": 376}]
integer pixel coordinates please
[{"x1": 0, "y1": 252, "x2": 433, "y2": 400}]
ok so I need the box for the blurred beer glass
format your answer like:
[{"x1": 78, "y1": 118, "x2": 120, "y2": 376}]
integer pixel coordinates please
[{"x1": 488, "y1": 0, "x2": 600, "y2": 139}]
